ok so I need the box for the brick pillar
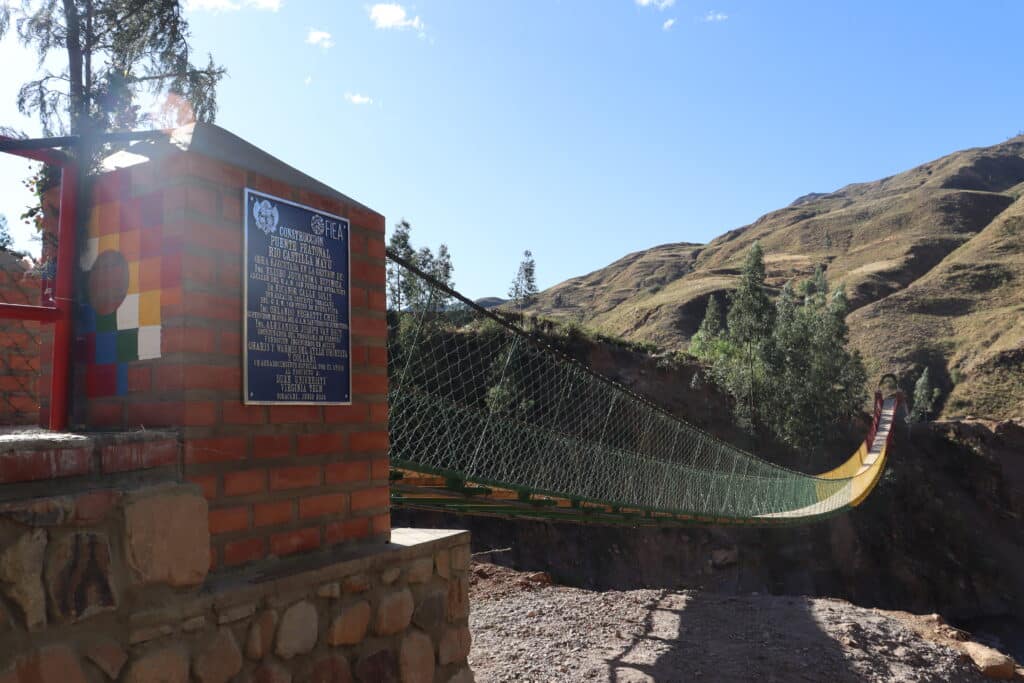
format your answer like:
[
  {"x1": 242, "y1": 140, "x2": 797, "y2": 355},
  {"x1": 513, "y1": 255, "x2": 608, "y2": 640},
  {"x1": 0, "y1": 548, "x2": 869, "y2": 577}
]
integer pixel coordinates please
[
  {"x1": 70, "y1": 123, "x2": 390, "y2": 570},
  {"x1": 0, "y1": 254, "x2": 41, "y2": 425}
]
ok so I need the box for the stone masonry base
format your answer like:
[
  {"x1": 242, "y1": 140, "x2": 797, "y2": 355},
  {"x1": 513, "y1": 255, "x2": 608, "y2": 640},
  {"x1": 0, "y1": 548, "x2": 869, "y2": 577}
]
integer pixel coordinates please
[{"x1": 0, "y1": 504, "x2": 473, "y2": 683}]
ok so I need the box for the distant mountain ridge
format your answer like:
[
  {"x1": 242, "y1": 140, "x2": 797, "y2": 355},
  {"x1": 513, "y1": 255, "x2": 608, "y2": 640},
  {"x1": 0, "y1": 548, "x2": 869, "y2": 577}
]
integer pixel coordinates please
[
  {"x1": 475, "y1": 297, "x2": 507, "y2": 309},
  {"x1": 525, "y1": 135, "x2": 1024, "y2": 420}
]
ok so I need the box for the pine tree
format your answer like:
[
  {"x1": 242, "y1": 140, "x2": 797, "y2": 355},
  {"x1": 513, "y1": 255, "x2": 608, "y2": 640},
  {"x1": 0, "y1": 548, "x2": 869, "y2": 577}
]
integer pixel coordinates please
[
  {"x1": 690, "y1": 294, "x2": 724, "y2": 359},
  {"x1": 911, "y1": 367, "x2": 940, "y2": 422},
  {"x1": 727, "y1": 242, "x2": 774, "y2": 344},
  {"x1": 509, "y1": 250, "x2": 538, "y2": 309},
  {"x1": 722, "y1": 242, "x2": 774, "y2": 431}
]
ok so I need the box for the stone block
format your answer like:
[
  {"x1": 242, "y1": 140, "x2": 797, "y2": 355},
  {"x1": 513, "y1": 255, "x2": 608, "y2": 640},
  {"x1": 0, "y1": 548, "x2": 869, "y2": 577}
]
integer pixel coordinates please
[
  {"x1": 439, "y1": 625, "x2": 472, "y2": 666},
  {"x1": 380, "y1": 567, "x2": 401, "y2": 585},
  {"x1": 246, "y1": 609, "x2": 278, "y2": 660},
  {"x1": 193, "y1": 627, "x2": 243, "y2": 683},
  {"x1": 446, "y1": 668, "x2": 475, "y2": 683},
  {"x1": 446, "y1": 574, "x2": 469, "y2": 622},
  {"x1": 310, "y1": 656, "x2": 354, "y2": 683},
  {"x1": 450, "y1": 545, "x2": 471, "y2": 572},
  {"x1": 13, "y1": 645, "x2": 88, "y2": 683},
  {"x1": 0, "y1": 497, "x2": 73, "y2": 526},
  {"x1": 317, "y1": 582, "x2": 341, "y2": 598},
  {"x1": 71, "y1": 490, "x2": 122, "y2": 525},
  {"x1": 411, "y1": 590, "x2": 445, "y2": 635},
  {"x1": 354, "y1": 648, "x2": 398, "y2": 683},
  {"x1": 327, "y1": 600, "x2": 371, "y2": 646},
  {"x1": 434, "y1": 550, "x2": 450, "y2": 580},
  {"x1": 963, "y1": 642, "x2": 1016, "y2": 679},
  {"x1": 374, "y1": 587, "x2": 414, "y2": 636},
  {"x1": 342, "y1": 574, "x2": 370, "y2": 593},
  {"x1": 0, "y1": 529, "x2": 47, "y2": 630},
  {"x1": 182, "y1": 615, "x2": 207, "y2": 632},
  {"x1": 249, "y1": 662, "x2": 292, "y2": 683},
  {"x1": 399, "y1": 629, "x2": 434, "y2": 683},
  {"x1": 128, "y1": 623, "x2": 174, "y2": 644},
  {"x1": 216, "y1": 602, "x2": 256, "y2": 624},
  {"x1": 45, "y1": 532, "x2": 117, "y2": 623},
  {"x1": 276, "y1": 600, "x2": 318, "y2": 659},
  {"x1": 83, "y1": 638, "x2": 127, "y2": 679},
  {"x1": 405, "y1": 557, "x2": 433, "y2": 584},
  {"x1": 124, "y1": 489, "x2": 209, "y2": 587},
  {"x1": 123, "y1": 645, "x2": 189, "y2": 683}
]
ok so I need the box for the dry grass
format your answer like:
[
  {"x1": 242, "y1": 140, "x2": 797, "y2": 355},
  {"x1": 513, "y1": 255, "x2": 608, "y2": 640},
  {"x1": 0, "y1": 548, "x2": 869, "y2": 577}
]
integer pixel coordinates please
[{"x1": 525, "y1": 136, "x2": 1024, "y2": 420}]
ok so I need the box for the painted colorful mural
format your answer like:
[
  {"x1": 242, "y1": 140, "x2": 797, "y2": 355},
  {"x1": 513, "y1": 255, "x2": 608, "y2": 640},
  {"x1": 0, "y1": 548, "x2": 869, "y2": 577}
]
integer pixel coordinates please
[{"x1": 78, "y1": 188, "x2": 180, "y2": 397}]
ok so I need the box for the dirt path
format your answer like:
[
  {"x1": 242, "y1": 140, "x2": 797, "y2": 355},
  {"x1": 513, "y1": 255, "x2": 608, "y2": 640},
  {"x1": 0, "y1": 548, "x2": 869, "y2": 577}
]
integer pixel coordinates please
[{"x1": 468, "y1": 563, "x2": 1011, "y2": 682}]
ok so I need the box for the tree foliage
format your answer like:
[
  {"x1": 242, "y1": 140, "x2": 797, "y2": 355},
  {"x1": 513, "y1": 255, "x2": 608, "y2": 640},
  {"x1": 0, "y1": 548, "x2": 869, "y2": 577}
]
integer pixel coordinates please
[
  {"x1": 509, "y1": 249, "x2": 538, "y2": 308},
  {"x1": 0, "y1": 215, "x2": 11, "y2": 251},
  {"x1": 689, "y1": 293, "x2": 724, "y2": 359},
  {"x1": 718, "y1": 241, "x2": 774, "y2": 430},
  {"x1": 0, "y1": 0, "x2": 225, "y2": 140},
  {"x1": 910, "y1": 367, "x2": 941, "y2": 423},
  {"x1": 385, "y1": 218, "x2": 455, "y2": 314},
  {"x1": 691, "y1": 244, "x2": 867, "y2": 457}
]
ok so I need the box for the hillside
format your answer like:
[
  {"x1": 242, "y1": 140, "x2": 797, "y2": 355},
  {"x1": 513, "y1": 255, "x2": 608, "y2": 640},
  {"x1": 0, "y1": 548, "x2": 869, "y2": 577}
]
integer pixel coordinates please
[{"x1": 525, "y1": 135, "x2": 1024, "y2": 420}]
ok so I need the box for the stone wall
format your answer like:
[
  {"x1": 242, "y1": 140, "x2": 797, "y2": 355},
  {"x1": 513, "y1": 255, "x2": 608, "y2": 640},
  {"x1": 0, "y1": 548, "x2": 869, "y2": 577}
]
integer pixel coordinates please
[{"x1": 0, "y1": 479, "x2": 472, "y2": 682}]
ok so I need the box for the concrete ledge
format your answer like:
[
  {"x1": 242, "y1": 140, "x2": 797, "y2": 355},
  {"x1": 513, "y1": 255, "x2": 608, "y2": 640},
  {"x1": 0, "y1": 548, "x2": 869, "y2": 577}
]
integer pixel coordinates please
[
  {"x1": 206, "y1": 528, "x2": 470, "y2": 601},
  {"x1": 0, "y1": 429, "x2": 181, "y2": 498}
]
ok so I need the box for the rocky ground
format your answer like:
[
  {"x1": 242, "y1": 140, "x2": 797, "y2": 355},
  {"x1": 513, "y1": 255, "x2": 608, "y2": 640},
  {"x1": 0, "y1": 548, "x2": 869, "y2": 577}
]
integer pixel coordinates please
[{"x1": 467, "y1": 562, "x2": 1023, "y2": 682}]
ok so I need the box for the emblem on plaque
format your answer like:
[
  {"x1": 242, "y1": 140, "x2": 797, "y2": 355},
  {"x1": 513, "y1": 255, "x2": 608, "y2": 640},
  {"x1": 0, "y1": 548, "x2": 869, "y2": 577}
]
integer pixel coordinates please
[
  {"x1": 311, "y1": 215, "x2": 325, "y2": 236},
  {"x1": 253, "y1": 199, "x2": 280, "y2": 235}
]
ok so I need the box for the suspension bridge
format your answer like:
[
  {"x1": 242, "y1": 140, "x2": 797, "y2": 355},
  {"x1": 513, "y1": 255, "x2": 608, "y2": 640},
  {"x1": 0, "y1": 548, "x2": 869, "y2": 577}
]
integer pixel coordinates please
[{"x1": 386, "y1": 251, "x2": 902, "y2": 527}]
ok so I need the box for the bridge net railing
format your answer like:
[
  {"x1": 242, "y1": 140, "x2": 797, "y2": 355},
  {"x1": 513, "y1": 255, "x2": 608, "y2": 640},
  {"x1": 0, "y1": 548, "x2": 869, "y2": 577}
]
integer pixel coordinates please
[{"x1": 386, "y1": 251, "x2": 855, "y2": 520}]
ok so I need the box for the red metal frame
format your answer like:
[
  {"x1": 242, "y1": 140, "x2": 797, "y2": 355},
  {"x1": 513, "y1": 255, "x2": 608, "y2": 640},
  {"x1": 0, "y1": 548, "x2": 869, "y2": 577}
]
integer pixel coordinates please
[{"x1": 0, "y1": 136, "x2": 78, "y2": 431}]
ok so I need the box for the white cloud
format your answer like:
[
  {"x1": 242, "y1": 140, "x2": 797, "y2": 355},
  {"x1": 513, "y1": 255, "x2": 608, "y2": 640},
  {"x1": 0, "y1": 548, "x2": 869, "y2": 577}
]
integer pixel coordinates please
[
  {"x1": 184, "y1": 0, "x2": 280, "y2": 11},
  {"x1": 304, "y1": 75, "x2": 313, "y2": 86},
  {"x1": 306, "y1": 29, "x2": 335, "y2": 49},
  {"x1": 662, "y1": 18, "x2": 676, "y2": 30},
  {"x1": 185, "y1": 0, "x2": 240, "y2": 11},
  {"x1": 345, "y1": 93, "x2": 374, "y2": 105},
  {"x1": 702, "y1": 10, "x2": 729, "y2": 22},
  {"x1": 369, "y1": 4, "x2": 424, "y2": 31},
  {"x1": 635, "y1": 0, "x2": 675, "y2": 10}
]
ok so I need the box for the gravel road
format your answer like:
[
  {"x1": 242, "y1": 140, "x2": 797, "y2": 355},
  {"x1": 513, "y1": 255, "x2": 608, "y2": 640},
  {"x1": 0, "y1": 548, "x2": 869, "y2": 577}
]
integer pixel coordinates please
[{"x1": 467, "y1": 563, "x2": 993, "y2": 682}]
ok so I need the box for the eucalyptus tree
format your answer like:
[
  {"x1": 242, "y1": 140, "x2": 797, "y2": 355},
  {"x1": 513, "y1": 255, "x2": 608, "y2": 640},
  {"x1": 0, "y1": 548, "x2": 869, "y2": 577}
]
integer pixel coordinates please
[
  {"x1": 1, "y1": 0, "x2": 224, "y2": 143},
  {"x1": 509, "y1": 249, "x2": 537, "y2": 309}
]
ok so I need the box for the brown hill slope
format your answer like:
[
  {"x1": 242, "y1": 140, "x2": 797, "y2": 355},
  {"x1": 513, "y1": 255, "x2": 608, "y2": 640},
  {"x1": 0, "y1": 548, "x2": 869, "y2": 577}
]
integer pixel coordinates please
[{"x1": 526, "y1": 135, "x2": 1024, "y2": 419}]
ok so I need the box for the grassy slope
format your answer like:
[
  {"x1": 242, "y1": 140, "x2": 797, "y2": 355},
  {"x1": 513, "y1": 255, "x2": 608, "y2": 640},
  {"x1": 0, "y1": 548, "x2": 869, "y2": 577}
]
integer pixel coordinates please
[{"x1": 525, "y1": 136, "x2": 1024, "y2": 419}]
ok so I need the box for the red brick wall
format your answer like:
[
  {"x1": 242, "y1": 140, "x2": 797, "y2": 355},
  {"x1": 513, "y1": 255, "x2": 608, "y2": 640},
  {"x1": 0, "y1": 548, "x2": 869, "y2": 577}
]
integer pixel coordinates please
[
  {"x1": 71, "y1": 148, "x2": 390, "y2": 571},
  {"x1": 0, "y1": 254, "x2": 42, "y2": 425}
]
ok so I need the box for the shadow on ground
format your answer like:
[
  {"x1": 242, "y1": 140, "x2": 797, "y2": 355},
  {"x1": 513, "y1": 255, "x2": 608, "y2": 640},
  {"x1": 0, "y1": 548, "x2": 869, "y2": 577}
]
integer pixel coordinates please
[{"x1": 600, "y1": 591, "x2": 859, "y2": 683}]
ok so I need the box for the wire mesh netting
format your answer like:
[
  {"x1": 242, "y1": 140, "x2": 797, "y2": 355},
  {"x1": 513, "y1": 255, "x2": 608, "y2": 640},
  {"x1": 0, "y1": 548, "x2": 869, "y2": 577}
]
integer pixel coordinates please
[{"x1": 386, "y1": 250, "x2": 867, "y2": 521}]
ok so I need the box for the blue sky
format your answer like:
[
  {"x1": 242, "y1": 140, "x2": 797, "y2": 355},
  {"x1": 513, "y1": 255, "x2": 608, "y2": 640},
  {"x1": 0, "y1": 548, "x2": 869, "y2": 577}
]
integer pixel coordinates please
[{"x1": 2, "y1": 1, "x2": 1024, "y2": 298}]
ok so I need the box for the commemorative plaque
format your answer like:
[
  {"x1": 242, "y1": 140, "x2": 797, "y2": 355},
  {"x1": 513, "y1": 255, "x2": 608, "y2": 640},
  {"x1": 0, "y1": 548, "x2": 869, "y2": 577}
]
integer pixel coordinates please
[{"x1": 243, "y1": 189, "x2": 351, "y2": 404}]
